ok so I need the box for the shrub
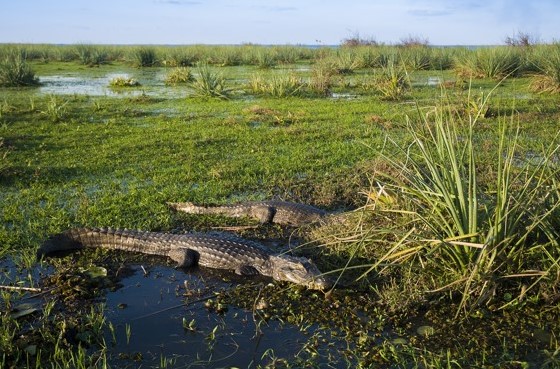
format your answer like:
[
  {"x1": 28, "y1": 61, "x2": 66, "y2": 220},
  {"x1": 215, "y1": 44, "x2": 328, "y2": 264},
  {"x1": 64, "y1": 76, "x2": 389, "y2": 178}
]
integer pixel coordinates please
[
  {"x1": 164, "y1": 67, "x2": 194, "y2": 85},
  {"x1": 0, "y1": 51, "x2": 40, "y2": 87}
]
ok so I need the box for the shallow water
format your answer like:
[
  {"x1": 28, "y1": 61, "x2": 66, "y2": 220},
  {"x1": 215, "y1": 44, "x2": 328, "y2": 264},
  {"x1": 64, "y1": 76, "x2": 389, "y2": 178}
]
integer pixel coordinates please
[
  {"x1": 103, "y1": 265, "x2": 319, "y2": 368},
  {"x1": 37, "y1": 69, "x2": 187, "y2": 98}
]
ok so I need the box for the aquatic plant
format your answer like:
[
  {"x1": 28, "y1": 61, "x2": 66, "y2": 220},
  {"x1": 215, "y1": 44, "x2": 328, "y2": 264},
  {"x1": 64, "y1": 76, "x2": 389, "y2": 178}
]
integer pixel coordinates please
[
  {"x1": 109, "y1": 76, "x2": 140, "y2": 87},
  {"x1": 189, "y1": 63, "x2": 231, "y2": 99},
  {"x1": 164, "y1": 67, "x2": 194, "y2": 85},
  {"x1": 248, "y1": 72, "x2": 305, "y2": 97},
  {"x1": 0, "y1": 50, "x2": 39, "y2": 87}
]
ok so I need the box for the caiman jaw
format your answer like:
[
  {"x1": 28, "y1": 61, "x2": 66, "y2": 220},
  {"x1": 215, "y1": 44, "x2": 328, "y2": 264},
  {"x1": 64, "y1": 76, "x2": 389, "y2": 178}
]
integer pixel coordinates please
[{"x1": 270, "y1": 255, "x2": 331, "y2": 290}]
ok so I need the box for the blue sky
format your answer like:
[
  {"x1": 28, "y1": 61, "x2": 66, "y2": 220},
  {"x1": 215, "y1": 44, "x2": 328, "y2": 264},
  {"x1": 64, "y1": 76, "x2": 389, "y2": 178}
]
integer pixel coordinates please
[{"x1": 1, "y1": 0, "x2": 558, "y2": 45}]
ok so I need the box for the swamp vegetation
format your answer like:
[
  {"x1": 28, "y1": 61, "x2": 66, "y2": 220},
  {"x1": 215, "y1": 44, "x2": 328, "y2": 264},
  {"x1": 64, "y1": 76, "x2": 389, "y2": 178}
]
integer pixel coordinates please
[{"x1": 1, "y1": 43, "x2": 560, "y2": 368}]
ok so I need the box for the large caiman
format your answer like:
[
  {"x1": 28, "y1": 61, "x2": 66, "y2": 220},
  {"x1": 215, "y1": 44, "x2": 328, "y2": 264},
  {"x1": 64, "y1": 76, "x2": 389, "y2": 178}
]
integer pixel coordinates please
[{"x1": 38, "y1": 227, "x2": 330, "y2": 290}]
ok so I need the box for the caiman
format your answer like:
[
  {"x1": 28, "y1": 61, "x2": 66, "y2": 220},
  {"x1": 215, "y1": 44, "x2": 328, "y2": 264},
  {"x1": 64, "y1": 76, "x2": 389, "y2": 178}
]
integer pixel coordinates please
[
  {"x1": 168, "y1": 200, "x2": 328, "y2": 227},
  {"x1": 38, "y1": 227, "x2": 330, "y2": 290}
]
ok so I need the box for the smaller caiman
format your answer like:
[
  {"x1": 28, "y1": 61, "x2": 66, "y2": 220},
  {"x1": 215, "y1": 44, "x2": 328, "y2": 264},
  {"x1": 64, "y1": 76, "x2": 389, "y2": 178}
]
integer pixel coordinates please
[
  {"x1": 38, "y1": 227, "x2": 330, "y2": 290},
  {"x1": 168, "y1": 200, "x2": 328, "y2": 227}
]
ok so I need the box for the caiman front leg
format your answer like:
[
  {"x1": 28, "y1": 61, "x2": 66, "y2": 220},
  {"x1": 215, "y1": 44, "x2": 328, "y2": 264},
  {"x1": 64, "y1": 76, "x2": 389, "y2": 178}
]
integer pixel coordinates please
[{"x1": 168, "y1": 248, "x2": 199, "y2": 268}]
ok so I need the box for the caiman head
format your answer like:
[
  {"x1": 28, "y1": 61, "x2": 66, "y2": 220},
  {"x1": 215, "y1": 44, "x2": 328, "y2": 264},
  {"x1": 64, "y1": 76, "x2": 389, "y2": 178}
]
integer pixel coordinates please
[{"x1": 269, "y1": 254, "x2": 331, "y2": 290}]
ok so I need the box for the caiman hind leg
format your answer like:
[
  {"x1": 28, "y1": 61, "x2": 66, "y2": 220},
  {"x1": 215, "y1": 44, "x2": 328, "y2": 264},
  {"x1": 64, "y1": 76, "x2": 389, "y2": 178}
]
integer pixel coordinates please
[
  {"x1": 250, "y1": 205, "x2": 276, "y2": 224},
  {"x1": 168, "y1": 248, "x2": 199, "y2": 268}
]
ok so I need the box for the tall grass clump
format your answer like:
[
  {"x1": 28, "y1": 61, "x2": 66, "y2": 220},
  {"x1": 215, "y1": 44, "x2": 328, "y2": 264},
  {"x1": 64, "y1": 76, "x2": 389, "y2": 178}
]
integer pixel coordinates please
[
  {"x1": 248, "y1": 72, "x2": 305, "y2": 97},
  {"x1": 189, "y1": 63, "x2": 231, "y2": 99},
  {"x1": 341, "y1": 92, "x2": 560, "y2": 315},
  {"x1": 0, "y1": 50, "x2": 40, "y2": 87},
  {"x1": 366, "y1": 60, "x2": 410, "y2": 100},
  {"x1": 131, "y1": 47, "x2": 158, "y2": 67},
  {"x1": 74, "y1": 44, "x2": 108, "y2": 66},
  {"x1": 309, "y1": 61, "x2": 337, "y2": 96},
  {"x1": 530, "y1": 44, "x2": 560, "y2": 94},
  {"x1": 454, "y1": 47, "x2": 523, "y2": 79},
  {"x1": 164, "y1": 67, "x2": 194, "y2": 85}
]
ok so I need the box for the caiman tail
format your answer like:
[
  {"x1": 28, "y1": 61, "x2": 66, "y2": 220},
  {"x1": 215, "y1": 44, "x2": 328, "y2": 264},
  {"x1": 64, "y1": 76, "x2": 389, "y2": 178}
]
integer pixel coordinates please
[{"x1": 37, "y1": 228, "x2": 175, "y2": 259}]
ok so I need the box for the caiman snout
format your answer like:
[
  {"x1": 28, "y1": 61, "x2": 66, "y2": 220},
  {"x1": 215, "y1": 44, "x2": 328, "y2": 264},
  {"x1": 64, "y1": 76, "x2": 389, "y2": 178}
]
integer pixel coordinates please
[{"x1": 270, "y1": 255, "x2": 331, "y2": 290}]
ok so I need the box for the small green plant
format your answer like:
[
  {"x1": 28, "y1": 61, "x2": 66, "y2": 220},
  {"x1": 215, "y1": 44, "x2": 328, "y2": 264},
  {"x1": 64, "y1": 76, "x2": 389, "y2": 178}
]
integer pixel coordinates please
[
  {"x1": 40, "y1": 95, "x2": 68, "y2": 122},
  {"x1": 164, "y1": 67, "x2": 194, "y2": 85},
  {"x1": 189, "y1": 63, "x2": 231, "y2": 99},
  {"x1": 109, "y1": 76, "x2": 140, "y2": 87},
  {"x1": 0, "y1": 138, "x2": 10, "y2": 176},
  {"x1": 0, "y1": 51, "x2": 40, "y2": 87}
]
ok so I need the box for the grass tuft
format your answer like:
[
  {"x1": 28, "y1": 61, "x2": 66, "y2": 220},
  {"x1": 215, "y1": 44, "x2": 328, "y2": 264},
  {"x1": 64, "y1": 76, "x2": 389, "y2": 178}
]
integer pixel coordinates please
[
  {"x1": 189, "y1": 63, "x2": 231, "y2": 99},
  {"x1": 530, "y1": 44, "x2": 560, "y2": 94},
  {"x1": 0, "y1": 50, "x2": 40, "y2": 87},
  {"x1": 164, "y1": 67, "x2": 194, "y2": 85},
  {"x1": 248, "y1": 72, "x2": 305, "y2": 98}
]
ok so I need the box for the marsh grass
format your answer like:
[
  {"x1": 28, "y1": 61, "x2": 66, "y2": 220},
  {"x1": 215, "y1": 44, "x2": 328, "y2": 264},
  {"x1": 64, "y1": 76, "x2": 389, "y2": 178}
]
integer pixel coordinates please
[
  {"x1": 74, "y1": 44, "x2": 108, "y2": 66},
  {"x1": 530, "y1": 44, "x2": 560, "y2": 94},
  {"x1": 454, "y1": 47, "x2": 523, "y2": 79},
  {"x1": 248, "y1": 72, "x2": 305, "y2": 97},
  {"x1": 130, "y1": 47, "x2": 158, "y2": 67},
  {"x1": 164, "y1": 67, "x2": 194, "y2": 85},
  {"x1": 312, "y1": 87, "x2": 560, "y2": 315},
  {"x1": 367, "y1": 61, "x2": 410, "y2": 100},
  {"x1": 0, "y1": 51, "x2": 39, "y2": 87},
  {"x1": 363, "y1": 93, "x2": 560, "y2": 313},
  {"x1": 190, "y1": 63, "x2": 231, "y2": 99}
]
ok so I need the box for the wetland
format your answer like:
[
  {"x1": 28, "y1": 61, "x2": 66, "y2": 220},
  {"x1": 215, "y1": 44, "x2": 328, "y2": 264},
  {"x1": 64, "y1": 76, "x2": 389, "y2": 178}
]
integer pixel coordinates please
[{"x1": 1, "y1": 44, "x2": 560, "y2": 368}]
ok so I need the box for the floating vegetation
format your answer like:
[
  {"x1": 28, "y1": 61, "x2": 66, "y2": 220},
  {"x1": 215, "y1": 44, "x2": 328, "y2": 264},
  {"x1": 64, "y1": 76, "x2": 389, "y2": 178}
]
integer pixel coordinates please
[{"x1": 108, "y1": 76, "x2": 141, "y2": 87}]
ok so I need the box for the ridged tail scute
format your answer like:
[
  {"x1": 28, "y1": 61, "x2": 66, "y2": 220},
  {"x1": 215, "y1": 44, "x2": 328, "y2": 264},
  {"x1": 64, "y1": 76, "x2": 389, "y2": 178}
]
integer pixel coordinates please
[{"x1": 37, "y1": 229, "x2": 87, "y2": 259}]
